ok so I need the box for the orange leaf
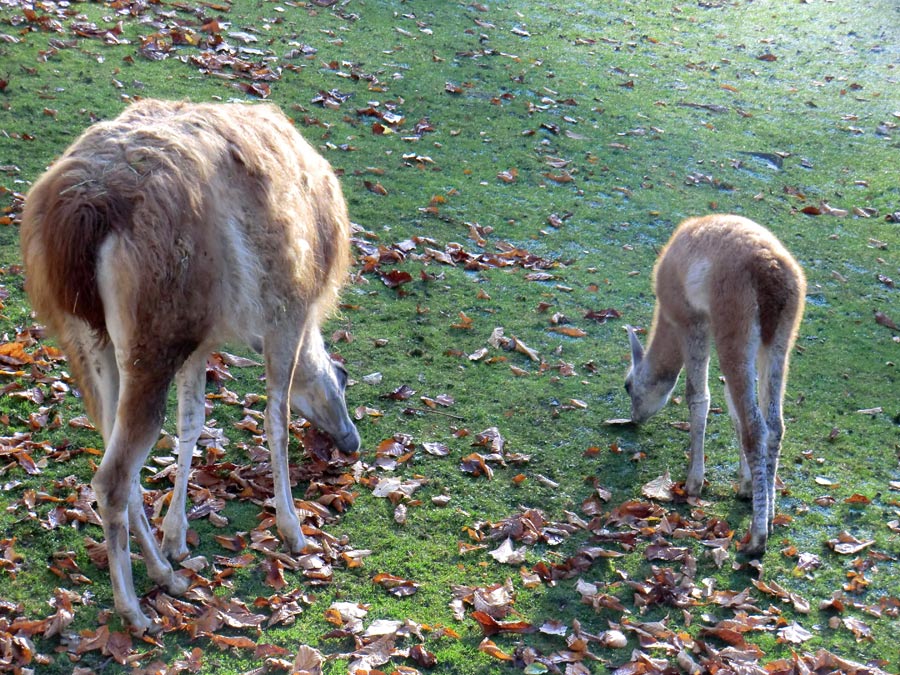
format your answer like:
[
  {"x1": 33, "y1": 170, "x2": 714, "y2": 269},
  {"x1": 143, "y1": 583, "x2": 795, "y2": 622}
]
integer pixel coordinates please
[
  {"x1": 0, "y1": 342, "x2": 32, "y2": 365},
  {"x1": 542, "y1": 171, "x2": 574, "y2": 183},
  {"x1": 548, "y1": 326, "x2": 587, "y2": 338},
  {"x1": 213, "y1": 533, "x2": 246, "y2": 552},
  {"x1": 478, "y1": 638, "x2": 513, "y2": 661},
  {"x1": 373, "y1": 572, "x2": 420, "y2": 596},
  {"x1": 497, "y1": 168, "x2": 518, "y2": 183},
  {"x1": 451, "y1": 311, "x2": 473, "y2": 329},
  {"x1": 472, "y1": 611, "x2": 534, "y2": 636},
  {"x1": 364, "y1": 180, "x2": 388, "y2": 195},
  {"x1": 209, "y1": 634, "x2": 258, "y2": 651},
  {"x1": 323, "y1": 607, "x2": 344, "y2": 626}
]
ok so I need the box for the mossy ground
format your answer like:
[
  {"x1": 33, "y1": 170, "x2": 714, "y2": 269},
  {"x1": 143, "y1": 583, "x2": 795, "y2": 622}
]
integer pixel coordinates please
[{"x1": 0, "y1": 0, "x2": 898, "y2": 673}]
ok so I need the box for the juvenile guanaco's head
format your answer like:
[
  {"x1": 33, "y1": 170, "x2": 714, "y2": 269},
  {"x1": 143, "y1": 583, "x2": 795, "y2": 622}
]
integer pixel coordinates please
[{"x1": 624, "y1": 325, "x2": 679, "y2": 424}]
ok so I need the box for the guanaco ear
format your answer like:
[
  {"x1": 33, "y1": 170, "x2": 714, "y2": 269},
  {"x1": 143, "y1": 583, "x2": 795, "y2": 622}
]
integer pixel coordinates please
[{"x1": 626, "y1": 324, "x2": 644, "y2": 365}]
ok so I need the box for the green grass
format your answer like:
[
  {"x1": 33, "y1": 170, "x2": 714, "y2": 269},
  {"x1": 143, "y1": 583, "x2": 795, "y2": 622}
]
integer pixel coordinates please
[{"x1": 1, "y1": 0, "x2": 899, "y2": 673}]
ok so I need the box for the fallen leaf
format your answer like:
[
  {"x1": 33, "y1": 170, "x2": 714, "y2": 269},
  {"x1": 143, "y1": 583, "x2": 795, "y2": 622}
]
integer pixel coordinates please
[
  {"x1": 380, "y1": 269, "x2": 413, "y2": 288},
  {"x1": 471, "y1": 611, "x2": 534, "y2": 636},
  {"x1": 380, "y1": 384, "x2": 416, "y2": 400},
  {"x1": 373, "y1": 572, "x2": 420, "y2": 597},
  {"x1": 422, "y1": 441, "x2": 449, "y2": 456},
  {"x1": 855, "y1": 407, "x2": 882, "y2": 415},
  {"x1": 218, "y1": 351, "x2": 262, "y2": 367},
  {"x1": 642, "y1": 471, "x2": 675, "y2": 502},
  {"x1": 292, "y1": 645, "x2": 324, "y2": 675},
  {"x1": 478, "y1": 638, "x2": 514, "y2": 661},
  {"x1": 460, "y1": 453, "x2": 493, "y2": 479},
  {"x1": 842, "y1": 616, "x2": 873, "y2": 642},
  {"x1": 584, "y1": 308, "x2": 621, "y2": 323},
  {"x1": 549, "y1": 325, "x2": 587, "y2": 338},
  {"x1": 827, "y1": 531, "x2": 875, "y2": 555},
  {"x1": 489, "y1": 538, "x2": 527, "y2": 565},
  {"x1": 364, "y1": 180, "x2": 388, "y2": 195},
  {"x1": 347, "y1": 634, "x2": 394, "y2": 672},
  {"x1": 874, "y1": 311, "x2": 898, "y2": 330},
  {"x1": 777, "y1": 621, "x2": 813, "y2": 644}
]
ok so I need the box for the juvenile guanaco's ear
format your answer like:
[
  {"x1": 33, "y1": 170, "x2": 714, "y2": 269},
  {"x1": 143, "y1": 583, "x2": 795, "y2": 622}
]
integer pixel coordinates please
[{"x1": 626, "y1": 324, "x2": 644, "y2": 365}]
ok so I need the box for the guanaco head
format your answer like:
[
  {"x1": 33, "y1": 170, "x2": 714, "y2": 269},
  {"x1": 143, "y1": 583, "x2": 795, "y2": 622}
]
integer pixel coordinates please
[
  {"x1": 624, "y1": 325, "x2": 679, "y2": 424},
  {"x1": 291, "y1": 332, "x2": 361, "y2": 454}
]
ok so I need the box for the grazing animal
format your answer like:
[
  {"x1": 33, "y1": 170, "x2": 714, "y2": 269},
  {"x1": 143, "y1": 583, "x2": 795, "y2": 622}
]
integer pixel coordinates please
[
  {"x1": 624, "y1": 214, "x2": 805, "y2": 556},
  {"x1": 20, "y1": 99, "x2": 361, "y2": 631}
]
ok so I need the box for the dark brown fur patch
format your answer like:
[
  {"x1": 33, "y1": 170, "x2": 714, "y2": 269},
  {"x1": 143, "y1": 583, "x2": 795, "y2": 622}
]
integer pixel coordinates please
[
  {"x1": 754, "y1": 256, "x2": 797, "y2": 346},
  {"x1": 34, "y1": 163, "x2": 134, "y2": 335}
]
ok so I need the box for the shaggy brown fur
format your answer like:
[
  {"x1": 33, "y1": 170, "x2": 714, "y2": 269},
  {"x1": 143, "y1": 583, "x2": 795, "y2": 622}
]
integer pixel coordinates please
[
  {"x1": 23, "y1": 100, "x2": 348, "y2": 410},
  {"x1": 21, "y1": 99, "x2": 360, "y2": 631}
]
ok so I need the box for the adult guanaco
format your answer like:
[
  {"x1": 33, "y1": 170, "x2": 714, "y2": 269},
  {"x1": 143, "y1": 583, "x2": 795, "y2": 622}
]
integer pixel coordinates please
[{"x1": 21, "y1": 99, "x2": 360, "y2": 631}]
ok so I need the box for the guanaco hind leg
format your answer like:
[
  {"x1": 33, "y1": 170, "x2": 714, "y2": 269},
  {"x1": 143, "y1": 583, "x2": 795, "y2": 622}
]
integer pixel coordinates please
[
  {"x1": 161, "y1": 352, "x2": 208, "y2": 561},
  {"x1": 716, "y1": 321, "x2": 770, "y2": 556},
  {"x1": 92, "y1": 373, "x2": 184, "y2": 633},
  {"x1": 758, "y1": 340, "x2": 789, "y2": 532},
  {"x1": 724, "y1": 383, "x2": 753, "y2": 500}
]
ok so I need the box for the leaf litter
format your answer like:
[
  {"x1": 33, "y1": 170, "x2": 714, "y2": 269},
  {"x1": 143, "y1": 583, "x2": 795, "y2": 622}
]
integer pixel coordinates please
[
  {"x1": 9, "y1": 354, "x2": 893, "y2": 674},
  {"x1": 5, "y1": 351, "x2": 896, "y2": 675}
]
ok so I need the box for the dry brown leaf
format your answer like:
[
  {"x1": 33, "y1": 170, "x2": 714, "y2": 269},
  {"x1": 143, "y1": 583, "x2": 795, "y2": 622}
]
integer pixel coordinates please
[
  {"x1": 292, "y1": 645, "x2": 324, "y2": 675},
  {"x1": 842, "y1": 616, "x2": 873, "y2": 642},
  {"x1": 874, "y1": 310, "x2": 898, "y2": 330},
  {"x1": 471, "y1": 611, "x2": 534, "y2": 636},
  {"x1": 347, "y1": 634, "x2": 395, "y2": 672},
  {"x1": 777, "y1": 621, "x2": 813, "y2": 644},
  {"x1": 373, "y1": 572, "x2": 420, "y2": 597},
  {"x1": 217, "y1": 351, "x2": 262, "y2": 368},
  {"x1": 488, "y1": 538, "x2": 527, "y2": 565},
  {"x1": 326, "y1": 602, "x2": 369, "y2": 633},
  {"x1": 642, "y1": 471, "x2": 675, "y2": 502},
  {"x1": 827, "y1": 531, "x2": 875, "y2": 555}
]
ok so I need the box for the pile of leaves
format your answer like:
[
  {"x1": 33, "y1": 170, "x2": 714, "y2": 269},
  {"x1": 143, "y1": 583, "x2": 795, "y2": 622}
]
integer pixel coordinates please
[{"x1": 2, "y1": 341, "x2": 896, "y2": 674}]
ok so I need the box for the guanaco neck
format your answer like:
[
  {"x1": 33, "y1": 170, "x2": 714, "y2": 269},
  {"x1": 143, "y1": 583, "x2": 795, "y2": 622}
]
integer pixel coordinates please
[{"x1": 644, "y1": 307, "x2": 684, "y2": 383}]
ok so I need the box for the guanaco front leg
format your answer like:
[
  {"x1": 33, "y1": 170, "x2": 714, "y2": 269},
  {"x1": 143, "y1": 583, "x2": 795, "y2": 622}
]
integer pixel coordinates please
[
  {"x1": 724, "y1": 383, "x2": 753, "y2": 499},
  {"x1": 683, "y1": 323, "x2": 711, "y2": 497},
  {"x1": 264, "y1": 325, "x2": 307, "y2": 555}
]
